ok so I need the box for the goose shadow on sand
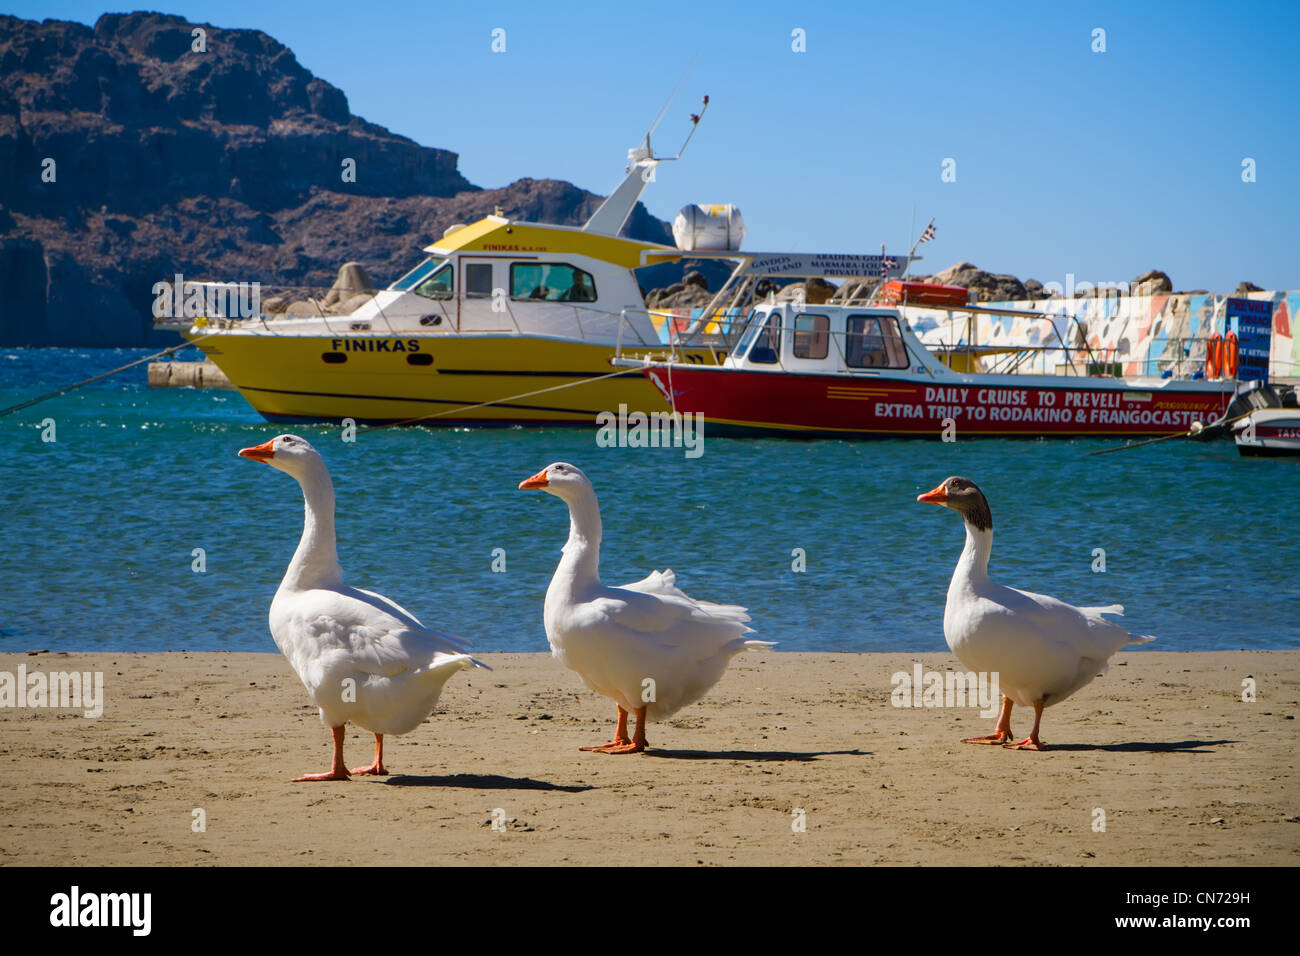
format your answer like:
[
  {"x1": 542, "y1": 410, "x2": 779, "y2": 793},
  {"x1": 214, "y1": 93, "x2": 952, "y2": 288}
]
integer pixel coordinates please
[
  {"x1": 385, "y1": 773, "x2": 593, "y2": 792},
  {"x1": 1043, "y1": 739, "x2": 1235, "y2": 754},
  {"x1": 645, "y1": 748, "x2": 870, "y2": 762}
]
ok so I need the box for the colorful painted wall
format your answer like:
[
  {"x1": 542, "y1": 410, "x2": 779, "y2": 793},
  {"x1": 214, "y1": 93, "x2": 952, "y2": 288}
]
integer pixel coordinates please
[{"x1": 907, "y1": 291, "x2": 1299, "y2": 381}]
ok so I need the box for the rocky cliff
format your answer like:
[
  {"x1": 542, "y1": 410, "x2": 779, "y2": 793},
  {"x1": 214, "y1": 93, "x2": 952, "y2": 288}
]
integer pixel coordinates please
[{"x1": 0, "y1": 12, "x2": 670, "y2": 346}]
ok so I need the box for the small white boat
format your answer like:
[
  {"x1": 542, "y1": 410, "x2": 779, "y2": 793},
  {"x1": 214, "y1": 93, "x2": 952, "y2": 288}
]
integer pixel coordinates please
[{"x1": 1234, "y1": 405, "x2": 1300, "y2": 456}]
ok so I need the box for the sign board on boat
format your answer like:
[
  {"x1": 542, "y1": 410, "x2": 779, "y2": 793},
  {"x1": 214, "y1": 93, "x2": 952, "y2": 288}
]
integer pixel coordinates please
[
  {"x1": 1226, "y1": 298, "x2": 1273, "y2": 382},
  {"x1": 741, "y1": 253, "x2": 915, "y2": 279}
]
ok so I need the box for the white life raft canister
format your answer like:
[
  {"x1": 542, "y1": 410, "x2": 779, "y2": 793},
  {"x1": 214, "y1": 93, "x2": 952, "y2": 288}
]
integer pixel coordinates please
[{"x1": 672, "y1": 204, "x2": 746, "y2": 251}]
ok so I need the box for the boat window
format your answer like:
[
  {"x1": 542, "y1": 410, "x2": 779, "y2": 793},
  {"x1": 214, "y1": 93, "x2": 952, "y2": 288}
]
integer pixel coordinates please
[
  {"x1": 465, "y1": 263, "x2": 493, "y2": 297},
  {"x1": 510, "y1": 263, "x2": 597, "y2": 302},
  {"x1": 413, "y1": 263, "x2": 454, "y2": 300},
  {"x1": 748, "y1": 312, "x2": 782, "y2": 365},
  {"x1": 792, "y1": 314, "x2": 829, "y2": 359},
  {"x1": 730, "y1": 309, "x2": 765, "y2": 361},
  {"x1": 392, "y1": 257, "x2": 444, "y2": 292},
  {"x1": 846, "y1": 314, "x2": 909, "y2": 368}
]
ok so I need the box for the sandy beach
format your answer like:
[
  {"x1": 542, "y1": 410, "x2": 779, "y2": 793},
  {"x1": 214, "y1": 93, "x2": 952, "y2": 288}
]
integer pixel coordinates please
[{"x1": 0, "y1": 649, "x2": 1295, "y2": 866}]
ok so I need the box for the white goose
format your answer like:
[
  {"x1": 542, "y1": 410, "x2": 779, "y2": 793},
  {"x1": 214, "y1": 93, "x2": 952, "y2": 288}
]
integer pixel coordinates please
[
  {"x1": 519, "y1": 462, "x2": 772, "y2": 753},
  {"x1": 918, "y1": 476, "x2": 1154, "y2": 751},
  {"x1": 238, "y1": 434, "x2": 483, "y2": 781}
]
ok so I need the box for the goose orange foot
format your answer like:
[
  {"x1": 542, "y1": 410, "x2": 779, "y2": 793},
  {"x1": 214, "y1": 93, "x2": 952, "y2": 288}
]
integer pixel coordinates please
[
  {"x1": 596, "y1": 706, "x2": 647, "y2": 754},
  {"x1": 963, "y1": 696, "x2": 1014, "y2": 745},
  {"x1": 963, "y1": 730, "x2": 1014, "y2": 745},
  {"x1": 579, "y1": 738, "x2": 632, "y2": 752},
  {"x1": 580, "y1": 706, "x2": 634, "y2": 753},
  {"x1": 1002, "y1": 702, "x2": 1046, "y2": 750},
  {"x1": 293, "y1": 769, "x2": 350, "y2": 781},
  {"x1": 294, "y1": 725, "x2": 352, "y2": 781},
  {"x1": 582, "y1": 706, "x2": 648, "y2": 755},
  {"x1": 599, "y1": 740, "x2": 646, "y2": 755},
  {"x1": 350, "y1": 733, "x2": 388, "y2": 775}
]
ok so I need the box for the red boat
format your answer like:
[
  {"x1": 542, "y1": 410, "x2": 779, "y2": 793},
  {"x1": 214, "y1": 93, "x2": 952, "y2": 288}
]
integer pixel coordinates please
[{"x1": 620, "y1": 254, "x2": 1234, "y2": 438}]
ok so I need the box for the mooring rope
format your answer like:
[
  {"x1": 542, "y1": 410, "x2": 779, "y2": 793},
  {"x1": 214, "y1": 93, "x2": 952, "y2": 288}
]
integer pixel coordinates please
[
  {"x1": 1085, "y1": 407, "x2": 1257, "y2": 456},
  {"x1": 0, "y1": 332, "x2": 220, "y2": 419}
]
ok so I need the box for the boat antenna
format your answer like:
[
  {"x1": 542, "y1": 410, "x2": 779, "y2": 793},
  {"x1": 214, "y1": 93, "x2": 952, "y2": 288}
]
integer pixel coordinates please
[
  {"x1": 582, "y1": 93, "x2": 710, "y2": 235},
  {"x1": 655, "y1": 94, "x2": 709, "y2": 165}
]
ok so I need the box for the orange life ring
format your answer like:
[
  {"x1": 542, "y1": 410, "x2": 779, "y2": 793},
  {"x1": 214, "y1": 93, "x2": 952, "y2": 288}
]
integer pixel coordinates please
[
  {"x1": 1224, "y1": 331, "x2": 1239, "y2": 378},
  {"x1": 1206, "y1": 332, "x2": 1223, "y2": 379}
]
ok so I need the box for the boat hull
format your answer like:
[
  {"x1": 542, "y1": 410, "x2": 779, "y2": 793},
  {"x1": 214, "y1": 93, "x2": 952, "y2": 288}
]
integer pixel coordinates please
[
  {"x1": 187, "y1": 331, "x2": 713, "y2": 425},
  {"x1": 644, "y1": 366, "x2": 1234, "y2": 438},
  {"x1": 1235, "y1": 409, "x2": 1300, "y2": 456}
]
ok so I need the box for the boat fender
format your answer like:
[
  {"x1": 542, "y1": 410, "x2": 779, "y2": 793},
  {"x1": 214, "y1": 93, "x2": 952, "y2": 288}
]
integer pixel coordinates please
[
  {"x1": 1223, "y1": 331, "x2": 1239, "y2": 379},
  {"x1": 1206, "y1": 332, "x2": 1223, "y2": 379}
]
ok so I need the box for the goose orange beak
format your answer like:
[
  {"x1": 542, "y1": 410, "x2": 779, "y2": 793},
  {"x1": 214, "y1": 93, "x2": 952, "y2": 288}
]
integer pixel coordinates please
[
  {"x1": 518, "y1": 468, "x2": 549, "y2": 490},
  {"x1": 917, "y1": 482, "x2": 947, "y2": 504},
  {"x1": 238, "y1": 439, "x2": 276, "y2": 462}
]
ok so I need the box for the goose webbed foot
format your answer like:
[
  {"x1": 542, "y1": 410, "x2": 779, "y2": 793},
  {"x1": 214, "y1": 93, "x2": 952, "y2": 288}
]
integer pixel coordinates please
[
  {"x1": 350, "y1": 733, "x2": 388, "y2": 775},
  {"x1": 962, "y1": 730, "x2": 1014, "y2": 745},
  {"x1": 598, "y1": 739, "x2": 646, "y2": 755},
  {"x1": 1001, "y1": 701, "x2": 1045, "y2": 750},
  {"x1": 580, "y1": 705, "x2": 635, "y2": 752},
  {"x1": 294, "y1": 724, "x2": 352, "y2": 781},
  {"x1": 293, "y1": 769, "x2": 351, "y2": 781},
  {"x1": 579, "y1": 738, "x2": 632, "y2": 752},
  {"x1": 962, "y1": 696, "x2": 1014, "y2": 745},
  {"x1": 593, "y1": 706, "x2": 647, "y2": 755}
]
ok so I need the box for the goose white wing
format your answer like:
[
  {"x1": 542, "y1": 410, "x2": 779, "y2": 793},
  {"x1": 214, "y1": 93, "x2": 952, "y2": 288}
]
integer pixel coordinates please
[
  {"x1": 950, "y1": 583, "x2": 1152, "y2": 707},
  {"x1": 618, "y1": 570, "x2": 753, "y2": 629},
  {"x1": 351, "y1": 585, "x2": 473, "y2": 653},
  {"x1": 998, "y1": 587, "x2": 1152, "y2": 658},
  {"x1": 622, "y1": 569, "x2": 688, "y2": 599},
  {"x1": 274, "y1": 586, "x2": 480, "y2": 685},
  {"x1": 552, "y1": 582, "x2": 768, "y2": 720},
  {"x1": 587, "y1": 583, "x2": 753, "y2": 638}
]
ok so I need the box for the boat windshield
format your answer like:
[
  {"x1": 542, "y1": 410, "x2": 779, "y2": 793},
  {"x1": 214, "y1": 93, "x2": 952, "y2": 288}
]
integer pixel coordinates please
[
  {"x1": 747, "y1": 312, "x2": 782, "y2": 364},
  {"x1": 731, "y1": 309, "x2": 767, "y2": 361},
  {"x1": 391, "y1": 257, "x2": 454, "y2": 299}
]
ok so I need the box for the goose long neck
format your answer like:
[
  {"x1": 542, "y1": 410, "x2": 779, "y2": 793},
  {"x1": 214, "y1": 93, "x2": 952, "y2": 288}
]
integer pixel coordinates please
[
  {"x1": 558, "y1": 488, "x2": 602, "y2": 587},
  {"x1": 282, "y1": 461, "x2": 343, "y2": 591},
  {"x1": 955, "y1": 520, "x2": 993, "y2": 586}
]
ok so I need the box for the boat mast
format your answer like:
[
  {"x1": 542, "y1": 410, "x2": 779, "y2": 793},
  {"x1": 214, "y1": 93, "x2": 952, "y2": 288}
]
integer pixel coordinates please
[{"x1": 583, "y1": 95, "x2": 709, "y2": 237}]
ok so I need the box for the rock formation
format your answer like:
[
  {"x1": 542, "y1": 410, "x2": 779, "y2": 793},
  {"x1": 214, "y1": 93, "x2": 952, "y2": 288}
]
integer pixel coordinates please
[{"x1": 0, "y1": 12, "x2": 670, "y2": 346}]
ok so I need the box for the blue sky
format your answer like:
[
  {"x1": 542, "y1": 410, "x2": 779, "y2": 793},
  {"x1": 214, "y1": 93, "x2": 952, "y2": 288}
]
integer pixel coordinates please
[{"x1": 9, "y1": 0, "x2": 1298, "y2": 290}]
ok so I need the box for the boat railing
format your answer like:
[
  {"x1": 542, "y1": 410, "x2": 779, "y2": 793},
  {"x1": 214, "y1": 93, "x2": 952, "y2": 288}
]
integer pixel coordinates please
[
  {"x1": 902, "y1": 333, "x2": 1225, "y2": 381},
  {"x1": 156, "y1": 279, "x2": 668, "y2": 345},
  {"x1": 151, "y1": 280, "x2": 402, "y2": 330},
  {"x1": 615, "y1": 309, "x2": 1233, "y2": 384},
  {"x1": 613, "y1": 308, "x2": 736, "y2": 363}
]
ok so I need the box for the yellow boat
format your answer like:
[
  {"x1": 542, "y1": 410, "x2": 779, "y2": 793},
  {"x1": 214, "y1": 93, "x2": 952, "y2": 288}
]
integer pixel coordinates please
[{"x1": 176, "y1": 112, "x2": 726, "y2": 425}]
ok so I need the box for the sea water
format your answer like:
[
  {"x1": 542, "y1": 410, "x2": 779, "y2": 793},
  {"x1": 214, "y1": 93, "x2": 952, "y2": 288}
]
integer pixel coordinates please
[{"x1": 0, "y1": 349, "x2": 1295, "y2": 653}]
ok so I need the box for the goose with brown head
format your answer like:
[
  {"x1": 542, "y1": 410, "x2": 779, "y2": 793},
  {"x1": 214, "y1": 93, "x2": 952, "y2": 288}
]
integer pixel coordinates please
[
  {"x1": 916, "y1": 476, "x2": 993, "y2": 533},
  {"x1": 917, "y1": 474, "x2": 1154, "y2": 751}
]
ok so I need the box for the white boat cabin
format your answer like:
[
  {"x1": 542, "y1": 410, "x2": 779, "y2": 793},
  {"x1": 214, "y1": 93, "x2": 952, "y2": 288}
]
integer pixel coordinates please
[{"x1": 724, "y1": 303, "x2": 947, "y2": 376}]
